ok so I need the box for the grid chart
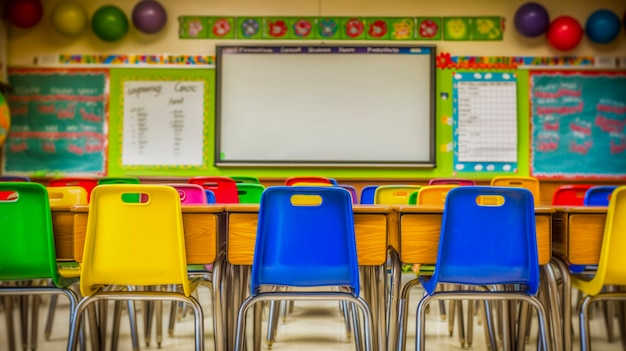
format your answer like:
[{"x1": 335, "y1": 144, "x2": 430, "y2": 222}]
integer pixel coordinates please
[{"x1": 452, "y1": 72, "x2": 518, "y2": 173}]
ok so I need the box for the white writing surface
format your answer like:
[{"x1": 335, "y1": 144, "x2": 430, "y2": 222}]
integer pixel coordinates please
[{"x1": 122, "y1": 81, "x2": 205, "y2": 166}]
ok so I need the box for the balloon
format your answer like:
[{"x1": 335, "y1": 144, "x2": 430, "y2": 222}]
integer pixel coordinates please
[
  {"x1": 514, "y1": 2, "x2": 550, "y2": 37},
  {"x1": 132, "y1": 0, "x2": 167, "y2": 34},
  {"x1": 91, "y1": 5, "x2": 129, "y2": 42},
  {"x1": 51, "y1": 1, "x2": 88, "y2": 37},
  {"x1": 586, "y1": 9, "x2": 621, "y2": 44},
  {"x1": 547, "y1": 16, "x2": 583, "y2": 51},
  {"x1": 5, "y1": 0, "x2": 43, "y2": 28},
  {"x1": 0, "y1": 92, "x2": 11, "y2": 148}
]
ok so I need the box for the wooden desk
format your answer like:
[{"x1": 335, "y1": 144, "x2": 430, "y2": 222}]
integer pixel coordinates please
[
  {"x1": 551, "y1": 206, "x2": 606, "y2": 265},
  {"x1": 222, "y1": 203, "x2": 393, "y2": 351},
  {"x1": 52, "y1": 205, "x2": 225, "y2": 264}
]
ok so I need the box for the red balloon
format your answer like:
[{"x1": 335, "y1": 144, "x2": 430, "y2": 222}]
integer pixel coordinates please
[
  {"x1": 5, "y1": 0, "x2": 43, "y2": 28},
  {"x1": 547, "y1": 16, "x2": 583, "y2": 51}
]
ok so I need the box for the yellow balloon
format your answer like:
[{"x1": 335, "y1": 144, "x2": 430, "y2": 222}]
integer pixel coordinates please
[{"x1": 51, "y1": 1, "x2": 87, "y2": 36}]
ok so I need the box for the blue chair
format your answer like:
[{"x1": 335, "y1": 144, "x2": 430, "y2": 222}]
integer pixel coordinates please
[
  {"x1": 0, "y1": 175, "x2": 31, "y2": 181},
  {"x1": 233, "y1": 186, "x2": 375, "y2": 351},
  {"x1": 584, "y1": 185, "x2": 617, "y2": 206},
  {"x1": 414, "y1": 187, "x2": 550, "y2": 350},
  {"x1": 360, "y1": 185, "x2": 378, "y2": 204},
  {"x1": 205, "y1": 189, "x2": 216, "y2": 203}
]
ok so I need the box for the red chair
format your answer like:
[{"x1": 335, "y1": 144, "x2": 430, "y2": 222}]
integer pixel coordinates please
[
  {"x1": 48, "y1": 177, "x2": 99, "y2": 202},
  {"x1": 284, "y1": 176, "x2": 334, "y2": 186},
  {"x1": 188, "y1": 176, "x2": 239, "y2": 203},
  {"x1": 551, "y1": 184, "x2": 594, "y2": 206}
]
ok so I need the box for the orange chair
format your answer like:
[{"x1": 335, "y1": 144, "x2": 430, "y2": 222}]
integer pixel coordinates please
[
  {"x1": 490, "y1": 176, "x2": 541, "y2": 205},
  {"x1": 551, "y1": 184, "x2": 594, "y2": 206}
]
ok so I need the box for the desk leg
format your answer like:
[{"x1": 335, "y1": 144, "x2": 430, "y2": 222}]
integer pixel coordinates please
[
  {"x1": 550, "y1": 257, "x2": 571, "y2": 351},
  {"x1": 387, "y1": 249, "x2": 401, "y2": 351},
  {"x1": 212, "y1": 254, "x2": 226, "y2": 351}
]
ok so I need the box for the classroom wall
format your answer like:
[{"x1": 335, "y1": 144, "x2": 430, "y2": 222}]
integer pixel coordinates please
[
  {"x1": 6, "y1": 0, "x2": 626, "y2": 65},
  {"x1": 2, "y1": 0, "x2": 626, "y2": 195}
]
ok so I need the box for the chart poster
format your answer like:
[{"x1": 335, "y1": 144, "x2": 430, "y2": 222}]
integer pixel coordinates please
[
  {"x1": 120, "y1": 78, "x2": 207, "y2": 168},
  {"x1": 453, "y1": 71, "x2": 518, "y2": 173},
  {"x1": 3, "y1": 68, "x2": 108, "y2": 176},
  {"x1": 530, "y1": 71, "x2": 626, "y2": 179}
]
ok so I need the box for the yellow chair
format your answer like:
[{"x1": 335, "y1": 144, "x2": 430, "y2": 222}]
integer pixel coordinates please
[
  {"x1": 43, "y1": 186, "x2": 87, "y2": 341},
  {"x1": 374, "y1": 185, "x2": 422, "y2": 205},
  {"x1": 572, "y1": 186, "x2": 626, "y2": 350},
  {"x1": 66, "y1": 184, "x2": 211, "y2": 351},
  {"x1": 490, "y1": 176, "x2": 541, "y2": 205}
]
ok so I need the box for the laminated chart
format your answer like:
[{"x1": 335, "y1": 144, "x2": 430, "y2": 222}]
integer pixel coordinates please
[
  {"x1": 530, "y1": 71, "x2": 626, "y2": 179},
  {"x1": 452, "y1": 72, "x2": 518, "y2": 173},
  {"x1": 3, "y1": 69, "x2": 108, "y2": 176}
]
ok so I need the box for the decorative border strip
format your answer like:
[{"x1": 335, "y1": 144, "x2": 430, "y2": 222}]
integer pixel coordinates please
[{"x1": 178, "y1": 16, "x2": 504, "y2": 41}]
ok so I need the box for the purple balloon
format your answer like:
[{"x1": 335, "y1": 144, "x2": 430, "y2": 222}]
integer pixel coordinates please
[
  {"x1": 132, "y1": 0, "x2": 167, "y2": 34},
  {"x1": 514, "y1": 2, "x2": 550, "y2": 37}
]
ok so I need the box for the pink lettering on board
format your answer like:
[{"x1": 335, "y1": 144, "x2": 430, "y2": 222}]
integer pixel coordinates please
[
  {"x1": 536, "y1": 101, "x2": 583, "y2": 115},
  {"x1": 569, "y1": 122, "x2": 591, "y2": 135},
  {"x1": 569, "y1": 141, "x2": 592, "y2": 155},
  {"x1": 610, "y1": 139, "x2": 626, "y2": 154},
  {"x1": 534, "y1": 88, "x2": 582, "y2": 98},
  {"x1": 595, "y1": 115, "x2": 626, "y2": 133}
]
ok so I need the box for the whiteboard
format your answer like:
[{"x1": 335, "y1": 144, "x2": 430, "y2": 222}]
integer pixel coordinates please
[{"x1": 215, "y1": 45, "x2": 436, "y2": 167}]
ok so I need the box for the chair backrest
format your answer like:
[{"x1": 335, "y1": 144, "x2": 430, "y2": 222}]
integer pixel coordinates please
[
  {"x1": 48, "y1": 177, "x2": 99, "y2": 202},
  {"x1": 167, "y1": 184, "x2": 207, "y2": 204},
  {"x1": 374, "y1": 185, "x2": 422, "y2": 205},
  {"x1": 236, "y1": 183, "x2": 266, "y2": 204},
  {"x1": 584, "y1": 186, "x2": 626, "y2": 294},
  {"x1": 231, "y1": 176, "x2": 261, "y2": 184},
  {"x1": 359, "y1": 185, "x2": 378, "y2": 204},
  {"x1": 338, "y1": 184, "x2": 358, "y2": 204},
  {"x1": 284, "y1": 176, "x2": 334, "y2": 186},
  {"x1": 0, "y1": 182, "x2": 62, "y2": 286},
  {"x1": 551, "y1": 184, "x2": 594, "y2": 206},
  {"x1": 250, "y1": 186, "x2": 360, "y2": 295},
  {"x1": 46, "y1": 186, "x2": 88, "y2": 207},
  {"x1": 97, "y1": 177, "x2": 141, "y2": 185},
  {"x1": 188, "y1": 176, "x2": 239, "y2": 203},
  {"x1": 422, "y1": 186, "x2": 539, "y2": 295},
  {"x1": 414, "y1": 185, "x2": 458, "y2": 206},
  {"x1": 0, "y1": 176, "x2": 31, "y2": 182},
  {"x1": 205, "y1": 189, "x2": 216, "y2": 204},
  {"x1": 490, "y1": 176, "x2": 541, "y2": 205},
  {"x1": 428, "y1": 178, "x2": 476, "y2": 186},
  {"x1": 584, "y1": 185, "x2": 618, "y2": 206},
  {"x1": 80, "y1": 184, "x2": 191, "y2": 297}
]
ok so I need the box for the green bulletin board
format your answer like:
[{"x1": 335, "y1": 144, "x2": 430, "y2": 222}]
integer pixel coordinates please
[{"x1": 3, "y1": 68, "x2": 108, "y2": 176}]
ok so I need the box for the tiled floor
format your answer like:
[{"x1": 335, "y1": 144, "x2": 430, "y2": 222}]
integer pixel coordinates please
[{"x1": 0, "y1": 273, "x2": 622, "y2": 350}]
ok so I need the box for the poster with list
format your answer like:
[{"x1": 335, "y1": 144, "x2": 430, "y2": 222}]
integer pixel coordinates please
[
  {"x1": 122, "y1": 80, "x2": 205, "y2": 166},
  {"x1": 530, "y1": 71, "x2": 626, "y2": 179},
  {"x1": 453, "y1": 72, "x2": 518, "y2": 173},
  {"x1": 3, "y1": 68, "x2": 108, "y2": 176}
]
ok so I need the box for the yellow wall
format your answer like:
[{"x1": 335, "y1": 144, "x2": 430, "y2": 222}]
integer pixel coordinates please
[{"x1": 6, "y1": 0, "x2": 626, "y2": 66}]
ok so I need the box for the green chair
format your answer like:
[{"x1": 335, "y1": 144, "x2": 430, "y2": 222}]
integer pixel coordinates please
[
  {"x1": 230, "y1": 176, "x2": 260, "y2": 184},
  {"x1": 236, "y1": 183, "x2": 265, "y2": 203},
  {"x1": 0, "y1": 182, "x2": 78, "y2": 351}
]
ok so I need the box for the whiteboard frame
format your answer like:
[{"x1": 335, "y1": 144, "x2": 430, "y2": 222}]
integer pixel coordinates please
[{"x1": 215, "y1": 44, "x2": 437, "y2": 168}]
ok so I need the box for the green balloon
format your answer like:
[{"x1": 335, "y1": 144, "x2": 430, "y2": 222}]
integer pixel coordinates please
[{"x1": 91, "y1": 5, "x2": 128, "y2": 42}]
